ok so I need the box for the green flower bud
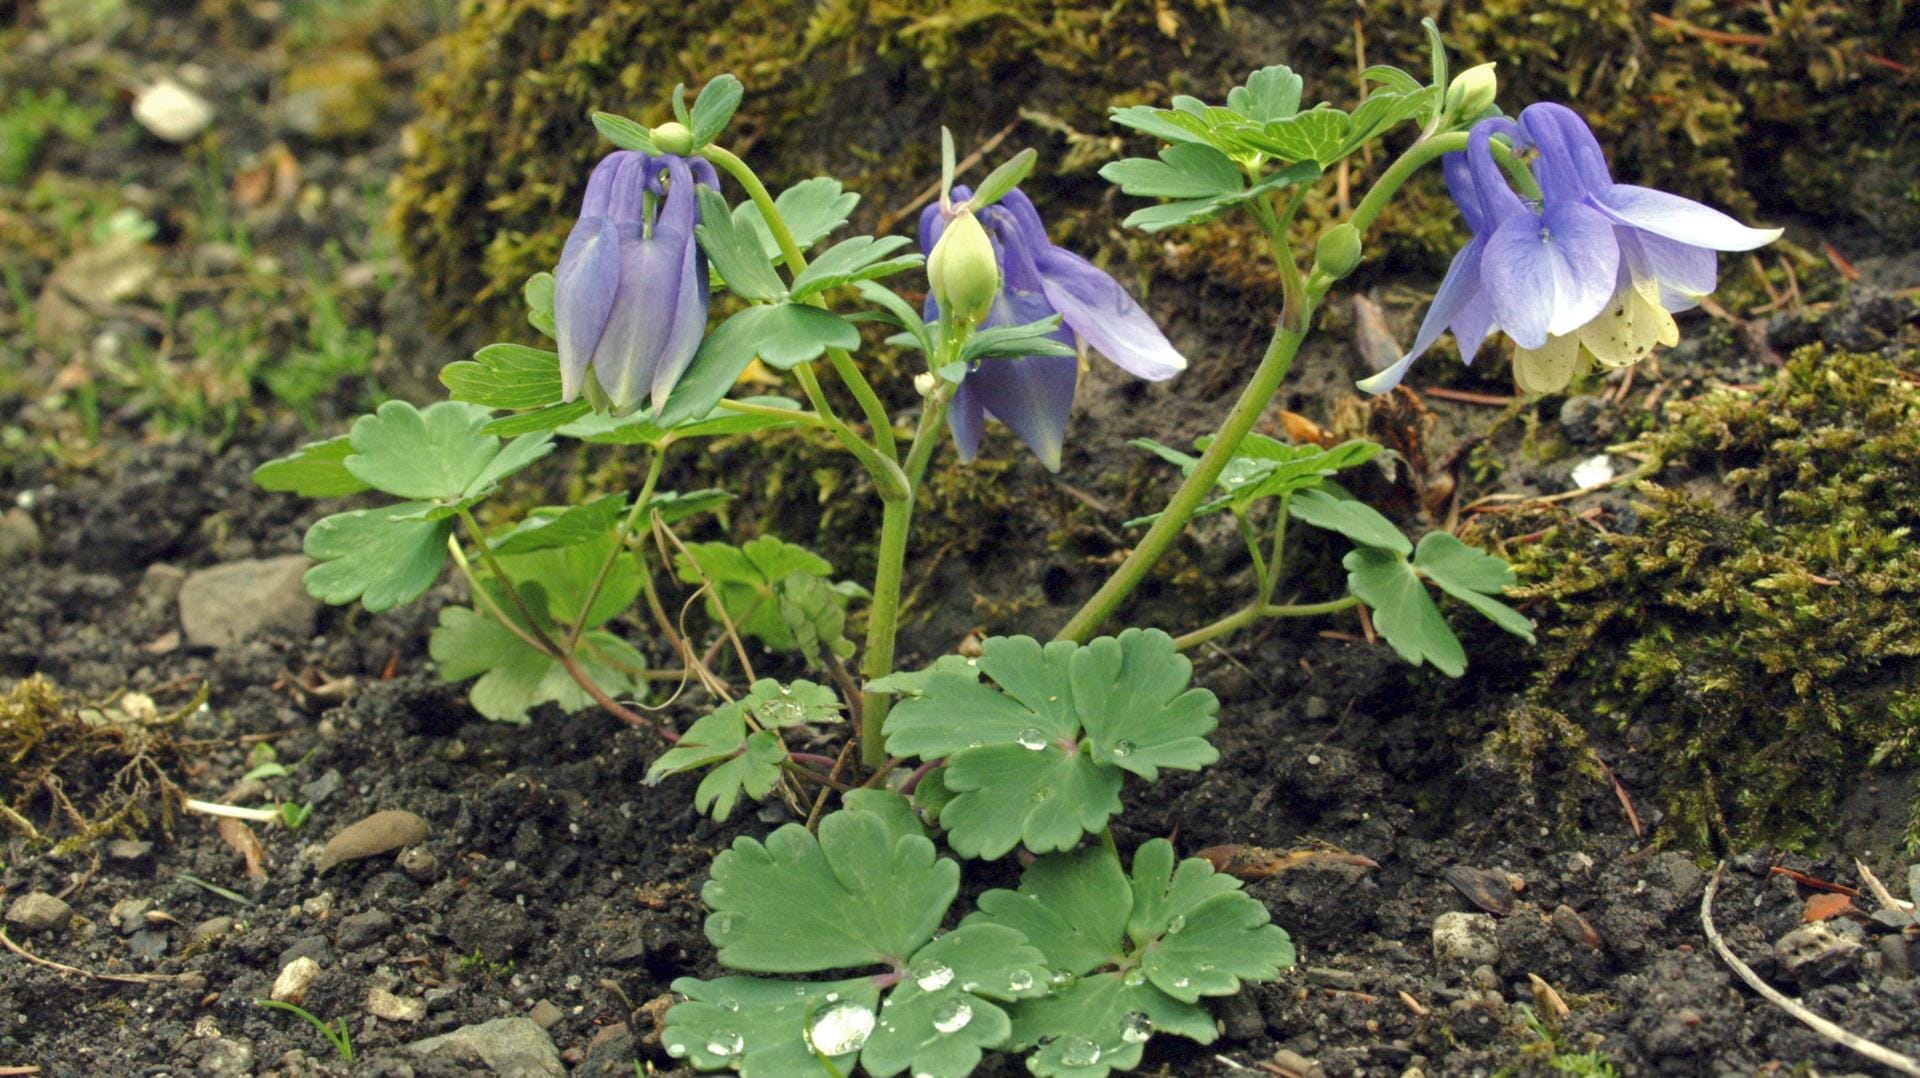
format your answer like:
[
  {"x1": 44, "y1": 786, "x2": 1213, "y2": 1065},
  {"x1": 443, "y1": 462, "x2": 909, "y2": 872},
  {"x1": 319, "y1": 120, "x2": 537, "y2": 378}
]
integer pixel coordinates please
[
  {"x1": 928, "y1": 210, "x2": 1000, "y2": 327},
  {"x1": 651, "y1": 121, "x2": 694, "y2": 155},
  {"x1": 1445, "y1": 63, "x2": 1498, "y2": 121},
  {"x1": 1313, "y1": 223, "x2": 1363, "y2": 281}
]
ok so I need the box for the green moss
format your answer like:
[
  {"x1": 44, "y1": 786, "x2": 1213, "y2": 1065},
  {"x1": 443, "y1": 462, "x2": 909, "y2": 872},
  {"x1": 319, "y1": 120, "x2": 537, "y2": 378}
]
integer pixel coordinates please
[{"x1": 1502, "y1": 344, "x2": 1920, "y2": 851}]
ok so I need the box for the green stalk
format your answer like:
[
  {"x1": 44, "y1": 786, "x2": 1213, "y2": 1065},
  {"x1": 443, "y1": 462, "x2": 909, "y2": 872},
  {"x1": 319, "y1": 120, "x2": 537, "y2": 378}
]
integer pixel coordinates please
[
  {"x1": 1172, "y1": 596, "x2": 1358, "y2": 651},
  {"x1": 1055, "y1": 133, "x2": 1473, "y2": 644},
  {"x1": 858, "y1": 382, "x2": 954, "y2": 767},
  {"x1": 567, "y1": 447, "x2": 666, "y2": 652}
]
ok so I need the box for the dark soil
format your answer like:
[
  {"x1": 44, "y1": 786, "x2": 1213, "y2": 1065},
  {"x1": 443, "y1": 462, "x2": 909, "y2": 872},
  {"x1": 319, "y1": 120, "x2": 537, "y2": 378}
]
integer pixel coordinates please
[{"x1": 6, "y1": 4, "x2": 1920, "y2": 1078}]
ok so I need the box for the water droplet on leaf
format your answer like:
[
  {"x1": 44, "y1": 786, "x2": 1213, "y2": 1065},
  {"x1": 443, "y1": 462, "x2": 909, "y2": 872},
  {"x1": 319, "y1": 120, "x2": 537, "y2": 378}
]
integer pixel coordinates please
[
  {"x1": 1120, "y1": 1012, "x2": 1153, "y2": 1044},
  {"x1": 1122, "y1": 967, "x2": 1146, "y2": 987},
  {"x1": 932, "y1": 998, "x2": 973, "y2": 1033},
  {"x1": 1016, "y1": 728, "x2": 1046, "y2": 750},
  {"x1": 1008, "y1": 969, "x2": 1035, "y2": 992},
  {"x1": 1058, "y1": 1037, "x2": 1102, "y2": 1066},
  {"x1": 1111, "y1": 739, "x2": 1134, "y2": 757},
  {"x1": 807, "y1": 1001, "x2": 876, "y2": 1056},
  {"x1": 914, "y1": 962, "x2": 954, "y2": 992},
  {"x1": 704, "y1": 1030, "x2": 743, "y2": 1058}
]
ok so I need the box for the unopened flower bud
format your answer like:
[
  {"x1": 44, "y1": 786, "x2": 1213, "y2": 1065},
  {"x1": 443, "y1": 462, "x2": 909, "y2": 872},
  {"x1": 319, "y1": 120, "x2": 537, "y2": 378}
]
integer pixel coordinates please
[
  {"x1": 651, "y1": 121, "x2": 694, "y2": 155},
  {"x1": 1445, "y1": 63, "x2": 1498, "y2": 121},
  {"x1": 913, "y1": 372, "x2": 937, "y2": 397},
  {"x1": 928, "y1": 209, "x2": 1000, "y2": 327},
  {"x1": 1313, "y1": 223, "x2": 1363, "y2": 281}
]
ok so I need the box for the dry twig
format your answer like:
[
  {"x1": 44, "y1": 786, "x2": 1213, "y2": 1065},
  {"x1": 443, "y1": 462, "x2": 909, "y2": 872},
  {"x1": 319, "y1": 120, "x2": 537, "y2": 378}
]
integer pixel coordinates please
[{"x1": 1701, "y1": 863, "x2": 1920, "y2": 1076}]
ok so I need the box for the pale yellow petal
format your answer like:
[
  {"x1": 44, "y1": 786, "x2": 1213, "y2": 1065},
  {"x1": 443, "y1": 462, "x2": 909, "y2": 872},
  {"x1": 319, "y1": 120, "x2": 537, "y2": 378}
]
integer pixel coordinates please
[
  {"x1": 1513, "y1": 333, "x2": 1587, "y2": 395},
  {"x1": 1580, "y1": 277, "x2": 1677, "y2": 369}
]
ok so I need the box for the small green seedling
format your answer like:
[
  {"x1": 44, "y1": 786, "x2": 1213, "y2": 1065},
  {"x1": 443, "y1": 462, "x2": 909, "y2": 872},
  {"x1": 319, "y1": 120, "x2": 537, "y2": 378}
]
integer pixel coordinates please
[{"x1": 256, "y1": 999, "x2": 352, "y2": 1062}]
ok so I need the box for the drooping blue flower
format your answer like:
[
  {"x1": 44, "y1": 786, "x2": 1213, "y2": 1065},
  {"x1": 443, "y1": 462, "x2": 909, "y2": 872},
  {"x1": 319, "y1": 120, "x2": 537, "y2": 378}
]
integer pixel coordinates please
[
  {"x1": 1360, "y1": 103, "x2": 1781, "y2": 395},
  {"x1": 554, "y1": 151, "x2": 720, "y2": 414},
  {"x1": 920, "y1": 186, "x2": 1187, "y2": 471}
]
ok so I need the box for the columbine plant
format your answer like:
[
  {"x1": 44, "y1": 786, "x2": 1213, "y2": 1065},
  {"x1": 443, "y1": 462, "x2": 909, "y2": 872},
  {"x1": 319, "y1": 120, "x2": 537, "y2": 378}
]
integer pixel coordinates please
[{"x1": 253, "y1": 24, "x2": 1777, "y2": 1075}]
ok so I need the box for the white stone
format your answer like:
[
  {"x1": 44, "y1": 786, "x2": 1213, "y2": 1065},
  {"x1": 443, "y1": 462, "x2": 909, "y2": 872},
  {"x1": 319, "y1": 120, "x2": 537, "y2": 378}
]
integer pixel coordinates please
[
  {"x1": 133, "y1": 79, "x2": 215, "y2": 143},
  {"x1": 271, "y1": 956, "x2": 322, "y2": 1003}
]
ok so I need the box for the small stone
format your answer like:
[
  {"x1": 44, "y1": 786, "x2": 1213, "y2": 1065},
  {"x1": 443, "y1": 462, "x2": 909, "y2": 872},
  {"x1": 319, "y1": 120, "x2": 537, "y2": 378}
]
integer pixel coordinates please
[
  {"x1": 110, "y1": 897, "x2": 151, "y2": 934},
  {"x1": 1432, "y1": 911, "x2": 1500, "y2": 967},
  {"x1": 1879, "y1": 935, "x2": 1913, "y2": 981},
  {"x1": 5, "y1": 892, "x2": 73, "y2": 933},
  {"x1": 192, "y1": 916, "x2": 235, "y2": 946},
  {"x1": 133, "y1": 78, "x2": 215, "y2": 142},
  {"x1": 528, "y1": 999, "x2": 563, "y2": 1029},
  {"x1": 198, "y1": 1038, "x2": 254, "y2": 1077},
  {"x1": 368, "y1": 986, "x2": 428, "y2": 1023},
  {"x1": 302, "y1": 769, "x2": 344, "y2": 806},
  {"x1": 1272, "y1": 1048, "x2": 1327, "y2": 1078},
  {"x1": 129, "y1": 928, "x2": 169, "y2": 960},
  {"x1": 403, "y1": 1017, "x2": 563, "y2": 1077},
  {"x1": 138, "y1": 563, "x2": 187, "y2": 611},
  {"x1": 1775, "y1": 922, "x2": 1862, "y2": 981},
  {"x1": 278, "y1": 935, "x2": 334, "y2": 969},
  {"x1": 0, "y1": 508, "x2": 42, "y2": 561},
  {"x1": 178, "y1": 555, "x2": 318, "y2": 649},
  {"x1": 397, "y1": 846, "x2": 438, "y2": 884},
  {"x1": 336, "y1": 910, "x2": 394, "y2": 951},
  {"x1": 272, "y1": 955, "x2": 322, "y2": 1004},
  {"x1": 1303, "y1": 696, "x2": 1331, "y2": 720},
  {"x1": 106, "y1": 839, "x2": 155, "y2": 864}
]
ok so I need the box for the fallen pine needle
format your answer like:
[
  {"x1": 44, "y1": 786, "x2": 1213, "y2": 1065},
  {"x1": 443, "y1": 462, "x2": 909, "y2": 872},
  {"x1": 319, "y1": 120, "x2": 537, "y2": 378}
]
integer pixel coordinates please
[
  {"x1": 1421, "y1": 387, "x2": 1513, "y2": 406},
  {"x1": 0, "y1": 1066, "x2": 43, "y2": 1076},
  {"x1": 1770, "y1": 865, "x2": 1862, "y2": 898},
  {"x1": 184, "y1": 798, "x2": 278, "y2": 823},
  {"x1": 1398, "y1": 990, "x2": 1429, "y2": 1016},
  {"x1": 1702, "y1": 863, "x2": 1920, "y2": 1076},
  {"x1": 1, "y1": 928, "x2": 193, "y2": 986}
]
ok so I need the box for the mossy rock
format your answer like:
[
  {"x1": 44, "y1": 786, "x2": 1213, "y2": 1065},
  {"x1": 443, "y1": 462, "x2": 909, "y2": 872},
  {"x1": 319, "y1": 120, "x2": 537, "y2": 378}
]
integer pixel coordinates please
[
  {"x1": 1502, "y1": 341, "x2": 1920, "y2": 852},
  {"x1": 394, "y1": 0, "x2": 1916, "y2": 335}
]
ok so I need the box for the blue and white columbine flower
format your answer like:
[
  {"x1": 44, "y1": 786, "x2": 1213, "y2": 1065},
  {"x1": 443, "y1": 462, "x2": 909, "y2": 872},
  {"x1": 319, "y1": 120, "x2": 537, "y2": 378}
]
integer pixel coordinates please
[
  {"x1": 1360, "y1": 103, "x2": 1782, "y2": 395},
  {"x1": 920, "y1": 186, "x2": 1187, "y2": 471},
  {"x1": 554, "y1": 151, "x2": 720, "y2": 414}
]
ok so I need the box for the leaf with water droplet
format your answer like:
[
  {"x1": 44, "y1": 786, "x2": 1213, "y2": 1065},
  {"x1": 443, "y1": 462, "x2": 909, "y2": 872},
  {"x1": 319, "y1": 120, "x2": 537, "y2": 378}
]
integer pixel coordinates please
[
  {"x1": 1126, "y1": 838, "x2": 1296, "y2": 1003},
  {"x1": 1007, "y1": 970, "x2": 1215, "y2": 1077},
  {"x1": 663, "y1": 975, "x2": 877, "y2": 1076},
  {"x1": 739, "y1": 676, "x2": 843, "y2": 727},
  {"x1": 881, "y1": 630, "x2": 1215, "y2": 859},
  {"x1": 859, "y1": 924, "x2": 1047, "y2": 1078},
  {"x1": 703, "y1": 807, "x2": 958, "y2": 972}
]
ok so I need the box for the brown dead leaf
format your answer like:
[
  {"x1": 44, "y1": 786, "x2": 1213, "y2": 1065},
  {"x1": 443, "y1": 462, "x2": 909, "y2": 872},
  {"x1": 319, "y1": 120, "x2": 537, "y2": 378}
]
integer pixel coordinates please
[
  {"x1": 1802, "y1": 892, "x2": 1859, "y2": 923},
  {"x1": 1195, "y1": 844, "x2": 1379, "y2": 881},
  {"x1": 216, "y1": 816, "x2": 268, "y2": 883},
  {"x1": 1278, "y1": 410, "x2": 1338, "y2": 449},
  {"x1": 1443, "y1": 865, "x2": 1516, "y2": 915}
]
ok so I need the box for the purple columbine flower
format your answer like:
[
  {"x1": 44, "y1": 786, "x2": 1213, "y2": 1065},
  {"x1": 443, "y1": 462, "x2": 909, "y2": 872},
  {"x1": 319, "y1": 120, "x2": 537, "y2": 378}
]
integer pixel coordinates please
[
  {"x1": 1360, "y1": 103, "x2": 1781, "y2": 395},
  {"x1": 554, "y1": 151, "x2": 720, "y2": 414},
  {"x1": 919, "y1": 185, "x2": 1187, "y2": 471}
]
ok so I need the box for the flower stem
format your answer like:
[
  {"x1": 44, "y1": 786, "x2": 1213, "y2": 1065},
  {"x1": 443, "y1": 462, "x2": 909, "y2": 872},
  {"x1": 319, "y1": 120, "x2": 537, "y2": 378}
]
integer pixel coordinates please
[
  {"x1": 567, "y1": 447, "x2": 666, "y2": 652},
  {"x1": 1058, "y1": 134, "x2": 1473, "y2": 645},
  {"x1": 1053, "y1": 320, "x2": 1309, "y2": 644},
  {"x1": 858, "y1": 382, "x2": 954, "y2": 768},
  {"x1": 1172, "y1": 596, "x2": 1358, "y2": 651}
]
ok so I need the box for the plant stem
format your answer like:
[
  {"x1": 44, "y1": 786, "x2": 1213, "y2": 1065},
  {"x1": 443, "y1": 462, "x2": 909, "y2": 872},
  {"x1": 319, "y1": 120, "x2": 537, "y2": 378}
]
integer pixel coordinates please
[
  {"x1": 1259, "y1": 496, "x2": 1291, "y2": 607},
  {"x1": 1172, "y1": 596, "x2": 1359, "y2": 651},
  {"x1": 858, "y1": 382, "x2": 955, "y2": 767},
  {"x1": 567, "y1": 448, "x2": 666, "y2": 652},
  {"x1": 1053, "y1": 322, "x2": 1309, "y2": 644},
  {"x1": 1057, "y1": 134, "x2": 1473, "y2": 645},
  {"x1": 792, "y1": 363, "x2": 910, "y2": 501},
  {"x1": 713, "y1": 397, "x2": 830, "y2": 428}
]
